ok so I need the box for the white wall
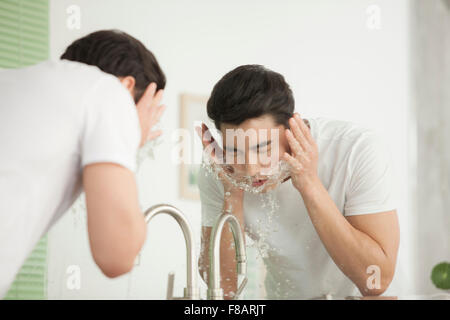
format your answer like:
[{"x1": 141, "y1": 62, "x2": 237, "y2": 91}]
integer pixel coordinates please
[
  {"x1": 48, "y1": 0, "x2": 414, "y2": 298},
  {"x1": 412, "y1": 0, "x2": 450, "y2": 295}
]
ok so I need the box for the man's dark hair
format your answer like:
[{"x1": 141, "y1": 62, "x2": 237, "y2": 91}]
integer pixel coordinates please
[
  {"x1": 61, "y1": 29, "x2": 166, "y2": 103},
  {"x1": 207, "y1": 65, "x2": 294, "y2": 130}
]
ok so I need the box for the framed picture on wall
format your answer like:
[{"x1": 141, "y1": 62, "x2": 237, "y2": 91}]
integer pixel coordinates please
[{"x1": 179, "y1": 93, "x2": 214, "y2": 200}]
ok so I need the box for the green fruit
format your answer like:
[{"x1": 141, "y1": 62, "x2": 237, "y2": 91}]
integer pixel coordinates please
[{"x1": 431, "y1": 262, "x2": 450, "y2": 290}]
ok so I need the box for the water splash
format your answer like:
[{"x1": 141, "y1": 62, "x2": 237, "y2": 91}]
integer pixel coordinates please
[
  {"x1": 200, "y1": 152, "x2": 290, "y2": 194},
  {"x1": 136, "y1": 135, "x2": 164, "y2": 170},
  {"x1": 69, "y1": 193, "x2": 86, "y2": 229},
  {"x1": 201, "y1": 153, "x2": 289, "y2": 292}
]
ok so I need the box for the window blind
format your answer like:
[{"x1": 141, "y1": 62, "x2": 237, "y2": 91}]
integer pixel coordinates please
[{"x1": 0, "y1": 0, "x2": 48, "y2": 68}]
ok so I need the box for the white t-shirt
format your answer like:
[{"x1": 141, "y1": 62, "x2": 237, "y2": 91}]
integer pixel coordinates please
[
  {"x1": 198, "y1": 117, "x2": 396, "y2": 299},
  {"x1": 0, "y1": 60, "x2": 141, "y2": 298}
]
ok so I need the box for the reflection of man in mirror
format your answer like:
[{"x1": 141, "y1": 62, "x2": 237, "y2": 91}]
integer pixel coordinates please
[
  {"x1": 198, "y1": 65, "x2": 399, "y2": 299},
  {"x1": 0, "y1": 30, "x2": 166, "y2": 298}
]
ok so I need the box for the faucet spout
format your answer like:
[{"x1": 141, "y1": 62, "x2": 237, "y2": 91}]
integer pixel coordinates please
[
  {"x1": 144, "y1": 204, "x2": 200, "y2": 300},
  {"x1": 207, "y1": 213, "x2": 247, "y2": 300}
]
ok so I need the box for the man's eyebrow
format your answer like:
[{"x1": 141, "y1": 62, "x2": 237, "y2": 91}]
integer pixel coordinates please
[{"x1": 250, "y1": 140, "x2": 272, "y2": 151}]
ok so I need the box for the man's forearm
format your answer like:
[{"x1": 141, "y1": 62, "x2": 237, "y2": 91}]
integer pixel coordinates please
[
  {"x1": 219, "y1": 191, "x2": 245, "y2": 299},
  {"x1": 299, "y1": 178, "x2": 393, "y2": 295},
  {"x1": 199, "y1": 190, "x2": 245, "y2": 299}
]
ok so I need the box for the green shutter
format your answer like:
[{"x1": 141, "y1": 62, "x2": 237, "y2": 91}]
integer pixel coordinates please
[
  {"x1": 0, "y1": 0, "x2": 48, "y2": 68},
  {"x1": 0, "y1": 0, "x2": 49, "y2": 300},
  {"x1": 4, "y1": 236, "x2": 48, "y2": 300}
]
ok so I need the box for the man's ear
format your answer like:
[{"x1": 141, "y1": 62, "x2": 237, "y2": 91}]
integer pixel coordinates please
[{"x1": 118, "y1": 76, "x2": 136, "y2": 96}]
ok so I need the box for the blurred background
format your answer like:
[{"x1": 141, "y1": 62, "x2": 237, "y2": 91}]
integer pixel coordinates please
[{"x1": 0, "y1": 0, "x2": 448, "y2": 299}]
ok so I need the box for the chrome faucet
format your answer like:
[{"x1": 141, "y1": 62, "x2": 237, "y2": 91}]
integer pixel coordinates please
[
  {"x1": 144, "y1": 204, "x2": 200, "y2": 300},
  {"x1": 207, "y1": 213, "x2": 248, "y2": 300}
]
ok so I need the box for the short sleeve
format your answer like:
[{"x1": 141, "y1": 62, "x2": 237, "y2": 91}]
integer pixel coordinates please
[
  {"x1": 344, "y1": 132, "x2": 396, "y2": 216},
  {"x1": 80, "y1": 75, "x2": 141, "y2": 172},
  {"x1": 198, "y1": 165, "x2": 224, "y2": 227}
]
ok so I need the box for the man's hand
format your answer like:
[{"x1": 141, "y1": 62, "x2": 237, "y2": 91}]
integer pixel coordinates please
[
  {"x1": 283, "y1": 113, "x2": 320, "y2": 193},
  {"x1": 136, "y1": 82, "x2": 166, "y2": 147}
]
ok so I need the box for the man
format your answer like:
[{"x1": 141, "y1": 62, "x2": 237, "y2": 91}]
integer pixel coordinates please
[
  {"x1": 0, "y1": 30, "x2": 166, "y2": 298},
  {"x1": 197, "y1": 65, "x2": 400, "y2": 299}
]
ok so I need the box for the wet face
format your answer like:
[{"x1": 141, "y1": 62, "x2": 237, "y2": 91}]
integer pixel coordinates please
[{"x1": 220, "y1": 115, "x2": 291, "y2": 193}]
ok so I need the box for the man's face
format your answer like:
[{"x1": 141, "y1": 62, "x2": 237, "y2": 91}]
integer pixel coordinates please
[{"x1": 220, "y1": 114, "x2": 291, "y2": 193}]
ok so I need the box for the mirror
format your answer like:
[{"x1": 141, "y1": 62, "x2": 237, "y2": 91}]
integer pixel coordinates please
[{"x1": 1, "y1": 0, "x2": 449, "y2": 300}]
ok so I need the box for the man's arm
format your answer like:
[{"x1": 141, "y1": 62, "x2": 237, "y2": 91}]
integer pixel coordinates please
[
  {"x1": 301, "y1": 181, "x2": 399, "y2": 295},
  {"x1": 283, "y1": 113, "x2": 400, "y2": 295},
  {"x1": 83, "y1": 163, "x2": 147, "y2": 278},
  {"x1": 346, "y1": 211, "x2": 400, "y2": 294}
]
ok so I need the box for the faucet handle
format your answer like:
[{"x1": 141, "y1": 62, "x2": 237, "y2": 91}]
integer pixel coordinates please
[
  {"x1": 166, "y1": 272, "x2": 175, "y2": 300},
  {"x1": 167, "y1": 272, "x2": 198, "y2": 300},
  {"x1": 233, "y1": 276, "x2": 248, "y2": 300}
]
